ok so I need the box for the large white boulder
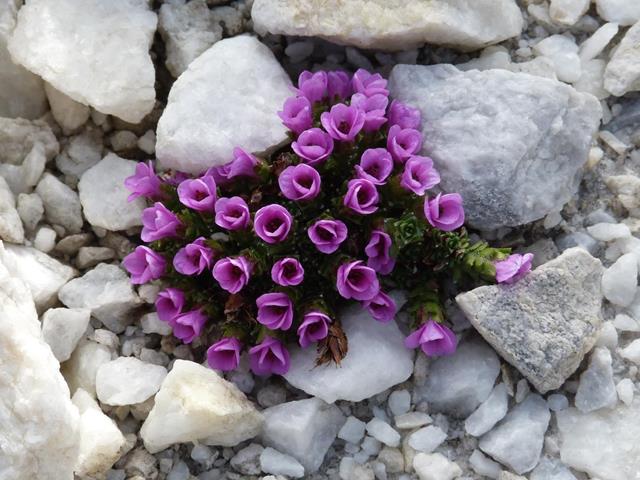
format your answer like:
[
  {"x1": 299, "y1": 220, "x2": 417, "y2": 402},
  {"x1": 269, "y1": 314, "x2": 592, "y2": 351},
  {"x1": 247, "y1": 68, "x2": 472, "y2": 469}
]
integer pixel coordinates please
[
  {"x1": 96, "y1": 356, "x2": 167, "y2": 406},
  {"x1": 156, "y1": 35, "x2": 293, "y2": 174},
  {"x1": 8, "y1": 0, "x2": 157, "y2": 123}
]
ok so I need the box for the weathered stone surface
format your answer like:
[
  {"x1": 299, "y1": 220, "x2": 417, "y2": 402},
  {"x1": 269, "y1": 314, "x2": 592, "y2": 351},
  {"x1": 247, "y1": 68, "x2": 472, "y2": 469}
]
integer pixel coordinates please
[
  {"x1": 388, "y1": 65, "x2": 601, "y2": 229},
  {"x1": 36, "y1": 173, "x2": 83, "y2": 234},
  {"x1": 156, "y1": 35, "x2": 292, "y2": 174},
  {"x1": 575, "y1": 347, "x2": 617, "y2": 413},
  {"x1": 252, "y1": 0, "x2": 523, "y2": 52},
  {"x1": 44, "y1": 82, "x2": 90, "y2": 133},
  {"x1": 604, "y1": 21, "x2": 640, "y2": 97},
  {"x1": 41, "y1": 307, "x2": 91, "y2": 362},
  {"x1": 465, "y1": 383, "x2": 509, "y2": 437},
  {"x1": 457, "y1": 248, "x2": 603, "y2": 393},
  {"x1": 96, "y1": 357, "x2": 167, "y2": 406},
  {"x1": 8, "y1": 0, "x2": 157, "y2": 123},
  {"x1": 0, "y1": 116, "x2": 58, "y2": 166}
]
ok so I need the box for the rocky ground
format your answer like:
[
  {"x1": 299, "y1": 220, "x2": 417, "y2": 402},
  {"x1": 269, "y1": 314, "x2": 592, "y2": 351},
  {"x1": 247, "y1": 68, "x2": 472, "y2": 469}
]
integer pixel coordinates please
[{"x1": 1, "y1": 0, "x2": 640, "y2": 479}]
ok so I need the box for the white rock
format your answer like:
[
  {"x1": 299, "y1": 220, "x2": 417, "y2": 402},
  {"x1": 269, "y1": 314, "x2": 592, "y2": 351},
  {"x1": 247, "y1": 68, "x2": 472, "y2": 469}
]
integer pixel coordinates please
[
  {"x1": 0, "y1": 142, "x2": 46, "y2": 196},
  {"x1": 413, "y1": 453, "x2": 462, "y2": 480},
  {"x1": 602, "y1": 253, "x2": 638, "y2": 307},
  {"x1": 36, "y1": 172, "x2": 83, "y2": 233},
  {"x1": 57, "y1": 130, "x2": 104, "y2": 178},
  {"x1": 137, "y1": 130, "x2": 156, "y2": 155},
  {"x1": 0, "y1": 258, "x2": 80, "y2": 479},
  {"x1": 530, "y1": 457, "x2": 577, "y2": 480},
  {"x1": 600, "y1": 130, "x2": 629, "y2": 156},
  {"x1": 573, "y1": 59, "x2": 608, "y2": 99},
  {"x1": 156, "y1": 35, "x2": 292, "y2": 174},
  {"x1": 72, "y1": 388, "x2": 126, "y2": 477},
  {"x1": 252, "y1": 0, "x2": 523, "y2": 52},
  {"x1": 8, "y1": 0, "x2": 157, "y2": 123},
  {"x1": 587, "y1": 222, "x2": 631, "y2": 241},
  {"x1": 533, "y1": 34, "x2": 581, "y2": 83},
  {"x1": 620, "y1": 339, "x2": 640, "y2": 364},
  {"x1": 595, "y1": 0, "x2": 640, "y2": 26},
  {"x1": 338, "y1": 416, "x2": 367, "y2": 444},
  {"x1": 58, "y1": 263, "x2": 140, "y2": 334},
  {"x1": 45, "y1": 82, "x2": 90, "y2": 133},
  {"x1": 616, "y1": 378, "x2": 634, "y2": 406},
  {"x1": 0, "y1": 116, "x2": 58, "y2": 165},
  {"x1": 395, "y1": 412, "x2": 433, "y2": 430},
  {"x1": 604, "y1": 21, "x2": 640, "y2": 96},
  {"x1": 261, "y1": 397, "x2": 344, "y2": 473},
  {"x1": 596, "y1": 321, "x2": 619, "y2": 349},
  {"x1": 465, "y1": 383, "x2": 509, "y2": 437},
  {"x1": 41, "y1": 307, "x2": 91, "y2": 362},
  {"x1": 0, "y1": 175, "x2": 24, "y2": 243},
  {"x1": 260, "y1": 448, "x2": 305, "y2": 479},
  {"x1": 388, "y1": 389, "x2": 411, "y2": 416},
  {"x1": 78, "y1": 154, "x2": 146, "y2": 231},
  {"x1": 549, "y1": 0, "x2": 590, "y2": 25},
  {"x1": 33, "y1": 226, "x2": 56, "y2": 253},
  {"x1": 575, "y1": 347, "x2": 617, "y2": 412},
  {"x1": 479, "y1": 394, "x2": 551, "y2": 474},
  {"x1": 62, "y1": 339, "x2": 113, "y2": 397},
  {"x1": 140, "y1": 311, "x2": 173, "y2": 336},
  {"x1": 548, "y1": 393, "x2": 569, "y2": 412},
  {"x1": 578, "y1": 23, "x2": 619, "y2": 62},
  {"x1": 366, "y1": 418, "x2": 401, "y2": 448},
  {"x1": 141, "y1": 360, "x2": 263, "y2": 453},
  {"x1": 469, "y1": 449, "x2": 502, "y2": 479},
  {"x1": 96, "y1": 357, "x2": 167, "y2": 406},
  {"x1": 408, "y1": 426, "x2": 447, "y2": 453},
  {"x1": 16, "y1": 192, "x2": 43, "y2": 232},
  {"x1": 613, "y1": 313, "x2": 640, "y2": 332}
]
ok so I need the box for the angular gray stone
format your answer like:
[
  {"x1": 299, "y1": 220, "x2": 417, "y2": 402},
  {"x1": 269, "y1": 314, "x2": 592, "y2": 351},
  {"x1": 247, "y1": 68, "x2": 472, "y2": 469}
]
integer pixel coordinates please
[
  {"x1": 575, "y1": 347, "x2": 617, "y2": 413},
  {"x1": 388, "y1": 65, "x2": 602, "y2": 229},
  {"x1": 457, "y1": 248, "x2": 604, "y2": 393}
]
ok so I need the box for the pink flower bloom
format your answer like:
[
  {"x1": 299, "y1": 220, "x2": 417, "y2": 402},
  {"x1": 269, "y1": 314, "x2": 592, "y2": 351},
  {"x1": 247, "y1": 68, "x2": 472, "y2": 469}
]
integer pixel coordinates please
[
  {"x1": 344, "y1": 178, "x2": 379, "y2": 215},
  {"x1": 212, "y1": 256, "x2": 252, "y2": 293},
  {"x1": 320, "y1": 103, "x2": 365, "y2": 142},
  {"x1": 308, "y1": 219, "x2": 348, "y2": 254},
  {"x1": 327, "y1": 70, "x2": 351, "y2": 99},
  {"x1": 336, "y1": 260, "x2": 380, "y2": 301},
  {"x1": 177, "y1": 175, "x2": 217, "y2": 212},
  {"x1": 210, "y1": 148, "x2": 258, "y2": 185},
  {"x1": 123, "y1": 246, "x2": 166, "y2": 284},
  {"x1": 278, "y1": 96, "x2": 313, "y2": 134},
  {"x1": 155, "y1": 287, "x2": 184, "y2": 323},
  {"x1": 297, "y1": 70, "x2": 328, "y2": 103},
  {"x1": 256, "y1": 292, "x2": 294, "y2": 331},
  {"x1": 249, "y1": 337, "x2": 291, "y2": 376},
  {"x1": 400, "y1": 156, "x2": 440, "y2": 196},
  {"x1": 278, "y1": 164, "x2": 321, "y2": 201},
  {"x1": 363, "y1": 291, "x2": 397, "y2": 323},
  {"x1": 124, "y1": 160, "x2": 162, "y2": 202},
  {"x1": 352, "y1": 68, "x2": 389, "y2": 97},
  {"x1": 271, "y1": 258, "x2": 304, "y2": 286},
  {"x1": 355, "y1": 148, "x2": 393, "y2": 185},
  {"x1": 424, "y1": 193, "x2": 465, "y2": 232},
  {"x1": 173, "y1": 237, "x2": 215, "y2": 276},
  {"x1": 404, "y1": 320, "x2": 457, "y2": 356},
  {"x1": 297, "y1": 311, "x2": 331, "y2": 347},
  {"x1": 141, "y1": 202, "x2": 182, "y2": 242},
  {"x1": 207, "y1": 337, "x2": 242, "y2": 371},
  {"x1": 387, "y1": 125, "x2": 423, "y2": 164},
  {"x1": 365, "y1": 230, "x2": 395, "y2": 275},
  {"x1": 292, "y1": 128, "x2": 334, "y2": 165},
  {"x1": 214, "y1": 196, "x2": 250, "y2": 231},
  {"x1": 495, "y1": 253, "x2": 534, "y2": 284},
  {"x1": 254, "y1": 204, "x2": 293, "y2": 244},
  {"x1": 350, "y1": 93, "x2": 388, "y2": 132},
  {"x1": 172, "y1": 308, "x2": 207, "y2": 344},
  {"x1": 388, "y1": 100, "x2": 421, "y2": 130}
]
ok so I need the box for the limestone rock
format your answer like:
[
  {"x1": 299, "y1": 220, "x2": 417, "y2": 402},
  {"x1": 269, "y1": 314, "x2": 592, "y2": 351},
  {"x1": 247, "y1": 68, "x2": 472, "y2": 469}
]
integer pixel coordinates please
[
  {"x1": 465, "y1": 383, "x2": 509, "y2": 437},
  {"x1": 252, "y1": 0, "x2": 523, "y2": 52},
  {"x1": 0, "y1": 116, "x2": 58, "y2": 165},
  {"x1": 156, "y1": 35, "x2": 292, "y2": 174},
  {"x1": 601, "y1": 253, "x2": 638, "y2": 307},
  {"x1": 532, "y1": 34, "x2": 581, "y2": 83},
  {"x1": 457, "y1": 248, "x2": 603, "y2": 393},
  {"x1": 41, "y1": 307, "x2": 91, "y2": 362},
  {"x1": 575, "y1": 347, "x2": 617, "y2": 413},
  {"x1": 0, "y1": 175, "x2": 24, "y2": 243},
  {"x1": 36, "y1": 173, "x2": 83, "y2": 234},
  {"x1": 595, "y1": 0, "x2": 640, "y2": 26},
  {"x1": 260, "y1": 448, "x2": 305, "y2": 479},
  {"x1": 141, "y1": 360, "x2": 263, "y2": 453},
  {"x1": 8, "y1": 0, "x2": 157, "y2": 123},
  {"x1": 388, "y1": 65, "x2": 601, "y2": 229},
  {"x1": 44, "y1": 82, "x2": 91, "y2": 133},
  {"x1": 62, "y1": 339, "x2": 113, "y2": 397},
  {"x1": 604, "y1": 21, "x2": 640, "y2": 97},
  {"x1": 549, "y1": 0, "x2": 590, "y2": 26},
  {"x1": 96, "y1": 357, "x2": 167, "y2": 406},
  {"x1": 530, "y1": 457, "x2": 577, "y2": 480},
  {"x1": 413, "y1": 453, "x2": 462, "y2": 480}
]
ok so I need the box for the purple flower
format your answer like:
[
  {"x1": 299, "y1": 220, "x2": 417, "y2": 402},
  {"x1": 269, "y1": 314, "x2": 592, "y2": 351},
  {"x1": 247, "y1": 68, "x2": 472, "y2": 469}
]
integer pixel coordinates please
[
  {"x1": 254, "y1": 204, "x2": 293, "y2": 244},
  {"x1": 320, "y1": 104, "x2": 365, "y2": 142},
  {"x1": 365, "y1": 230, "x2": 395, "y2": 275},
  {"x1": 350, "y1": 93, "x2": 388, "y2": 132},
  {"x1": 292, "y1": 128, "x2": 334, "y2": 165},
  {"x1": 207, "y1": 337, "x2": 242, "y2": 371},
  {"x1": 387, "y1": 125, "x2": 423, "y2": 164},
  {"x1": 297, "y1": 311, "x2": 331, "y2": 347},
  {"x1": 155, "y1": 288, "x2": 184, "y2": 323},
  {"x1": 400, "y1": 156, "x2": 440, "y2": 196},
  {"x1": 249, "y1": 337, "x2": 291, "y2": 376},
  {"x1": 141, "y1": 202, "x2": 182, "y2": 242},
  {"x1": 256, "y1": 292, "x2": 294, "y2": 331},
  {"x1": 177, "y1": 175, "x2": 217, "y2": 212},
  {"x1": 123, "y1": 246, "x2": 166, "y2": 284},
  {"x1": 327, "y1": 70, "x2": 351, "y2": 99},
  {"x1": 424, "y1": 193, "x2": 465, "y2": 232},
  {"x1": 212, "y1": 256, "x2": 252, "y2": 293},
  {"x1": 173, "y1": 237, "x2": 215, "y2": 276},
  {"x1": 278, "y1": 96, "x2": 313, "y2": 134},
  {"x1": 355, "y1": 148, "x2": 393, "y2": 185},
  {"x1": 124, "y1": 160, "x2": 162, "y2": 202},
  {"x1": 271, "y1": 258, "x2": 304, "y2": 286},
  {"x1": 297, "y1": 70, "x2": 328, "y2": 103},
  {"x1": 495, "y1": 253, "x2": 534, "y2": 284},
  {"x1": 214, "y1": 196, "x2": 250, "y2": 231},
  {"x1": 336, "y1": 260, "x2": 380, "y2": 301},
  {"x1": 352, "y1": 69, "x2": 389, "y2": 97},
  {"x1": 172, "y1": 308, "x2": 207, "y2": 344},
  {"x1": 278, "y1": 164, "x2": 321, "y2": 201},
  {"x1": 344, "y1": 178, "x2": 379, "y2": 215},
  {"x1": 363, "y1": 291, "x2": 397, "y2": 323},
  {"x1": 210, "y1": 148, "x2": 258, "y2": 185},
  {"x1": 404, "y1": 320, "x2": 457, "y2": 356},
  {"x1": 388, "y1": 100, "x2": 421, "y2": 130},
  {"x1": 308, "y1": 218, "x2": 348, "y2": 254}
]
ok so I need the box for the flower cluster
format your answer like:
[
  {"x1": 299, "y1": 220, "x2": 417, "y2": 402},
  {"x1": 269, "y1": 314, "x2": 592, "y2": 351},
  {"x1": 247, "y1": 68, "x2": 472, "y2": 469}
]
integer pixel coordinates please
[{"x1": 124, "y1": 69, "x2": 523, "y2": 376}]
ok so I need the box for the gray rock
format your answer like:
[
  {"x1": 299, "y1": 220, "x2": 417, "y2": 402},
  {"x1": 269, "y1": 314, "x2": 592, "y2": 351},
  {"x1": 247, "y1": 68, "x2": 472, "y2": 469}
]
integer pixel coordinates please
[
  {"x1": 575, "y1": 347, "x2": 617, "y2": 413},
  {"x1": 456, "y1": 248, "x2": 603, "y2": 393},
  {"x1": 0, "y1": 117, "x2": 58, "y2": 166},
  {"x1": 36, "y1": 173, "x2": 83, "y2": 233},
  {"x1": 388, "y1": 65, "x2": 601, "y2": 229}
]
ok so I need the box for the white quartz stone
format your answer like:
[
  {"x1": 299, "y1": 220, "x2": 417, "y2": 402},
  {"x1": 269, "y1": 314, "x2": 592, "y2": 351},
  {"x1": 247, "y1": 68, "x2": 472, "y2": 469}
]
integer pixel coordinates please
[
  {"x1": 156, "y1": 35, "x2": 292, "y2": 174},
  {"x1": 78, "y1": 154, "x2": 146, "y2": 231},
  {"x1": 413, "y1": 453, "x2": 462, "y2": 480},
  {"x1": 532, "y1": 34, "x2": 581, "y2": 83},
  {"x1": 575, "y1": 347, "x2": 617, "y2": 412},
  {"x1": 616, "y1": 378, "x2": 634, "y2": 406},
  {"x1": 530, "y1": 457, "x2": 577, "y2": 480},
  {"x1": 62, "y1": 339, "x2": 113, "y2": 397},
  {"x1": 547, "y1": 394, "x2": 569, "y2": 412},
  {"x1": 0, "y1": 175, "x2": 24, "y2": 243},
  {"x1": 604, "y1": 20, "x2": 640, "y2": 97},
  {"x1": 8, "y1": 0, "x2": 157, "y2": 123},
  {"x1": 57, "y1": 130, "x2": 104, "y2": 178},
  {"x1": 408, "y1": 426, "x2": 447, "y2": 453},
  {"x1": 0, "y1": 116, "x2": 58, "y2": 166},
  {"x1": 16, "y1": 192, "x2": 43, "y2": 232},
  {"x1": 338, "y1": 416, "x2": 367, "y2": 444},
  {"x1": 579, "y1": 23, "x2": 619, "y2": 62},
  {"x1": 140, "y1": 311, "x2": 173, "y2": 336},
  {"x1": 620, "y1": 339, "x2": 640, "y2": 364},
  {"x1": 141, "y1": 360, "x2": 263, "y2": 453},
  {"x1": 96, "y1": 357, "x2": 167, "y2": 406},
  {"x1": 260, "y1": 448, "x2": 305, "y2": 479},
  {"x1": 33, "y1": 226, "x2": 56, "y2": 253},
  {"x1": 36, "y1": 172, "x2": 83, "y2": 233},
  {"x1": 613, "y1": 313, "x2": 640, "y2": 332},
  {"x1": 595, "y1": 0, "x2": 640, "y2": 26},
  {"x1": 41, "y1": 307, "x2": 91, "y2": 362},
  {"x1": 366, "y1": 418, "x2": 401, "y2": 448},
  {"x1": 549, "y1": 0, "x2": 590, "y2": 26},
  {"x1": 395, "y1": 412, "x2": 432, "y2": 430},
  {"x1": 596, "y1": 321, "x2": 619, "y2": 349},
  {"x1": 587, "y1": 222, "x2": 631, "y2": 242},
  {"x1": 469, "y1": 449, "x2": 502, "y2": 479},
  {"x1": 388, "y1": 389, "x2": 411, "y2": 416},
  {"x1": 45, "y1": 82, "x2": 91, "y2": 133},
  {"x1": 602, "y1": 253, "x2": 638, "y2": 307},
  {"x1": 465, "y1": 383, "x2": 509, "y2": 437}
]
